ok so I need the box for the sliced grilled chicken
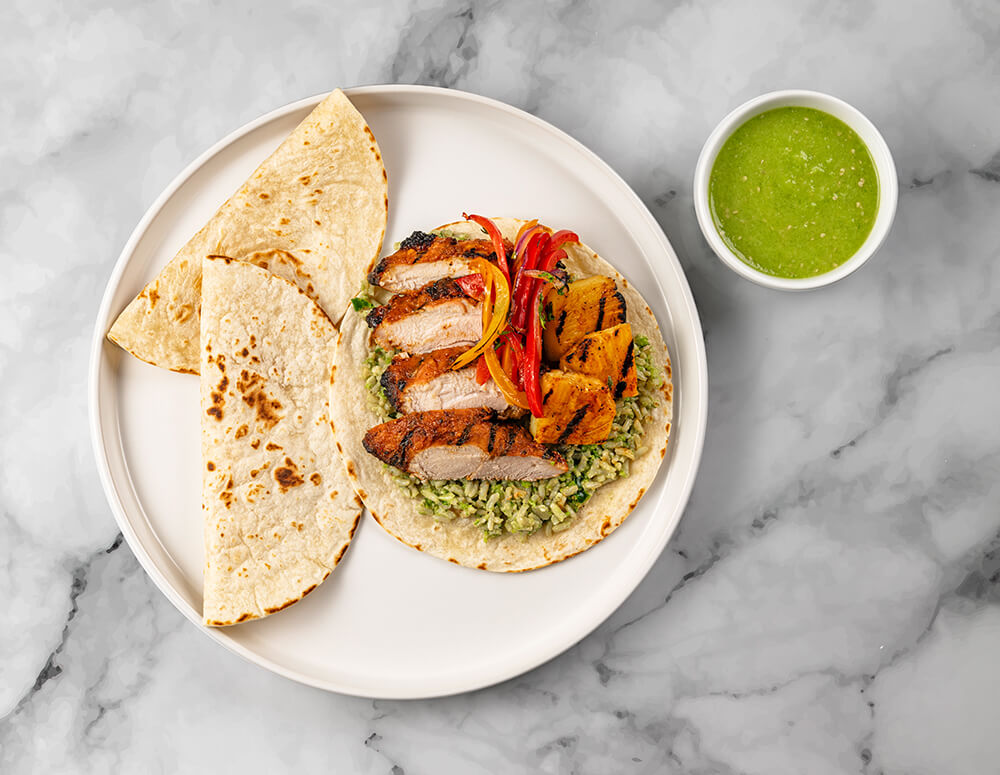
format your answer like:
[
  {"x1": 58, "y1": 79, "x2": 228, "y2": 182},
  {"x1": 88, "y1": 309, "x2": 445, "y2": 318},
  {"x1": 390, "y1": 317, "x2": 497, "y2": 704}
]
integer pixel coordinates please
[
  {"x1": 363, "y1": 409, "x2": 567, "y2": 481},
  {"x1": 543, "y1": 276, "x2": 627, "y2": 361},
  {"x1": 366, "y1": 278, "x2": 482, "y2": 353},
  {"x1": 529, "y1": 370, "x2": 616, "y2": 445},
  {"x1": 560, "y1": 322, "x2": 638, "y2": 399},
  {"x1": 381, "y1": 347, "x2": 523, "y2": 416},
  {"x1": 368, "y1": 231, "x2": 510, "y2": 292}
]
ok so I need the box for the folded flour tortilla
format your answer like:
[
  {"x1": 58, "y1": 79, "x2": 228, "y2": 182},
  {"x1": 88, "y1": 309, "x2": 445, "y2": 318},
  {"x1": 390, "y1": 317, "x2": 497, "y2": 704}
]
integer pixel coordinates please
[
  {"x1": 110, "y1": 89, "x2": 387, "y2": 374},
  {"x1": 331, "y1": 218, "x2": 673, "y2": 572},
  {"x1": 200, "y1": 256, "x2": 361, "y2": 625}
]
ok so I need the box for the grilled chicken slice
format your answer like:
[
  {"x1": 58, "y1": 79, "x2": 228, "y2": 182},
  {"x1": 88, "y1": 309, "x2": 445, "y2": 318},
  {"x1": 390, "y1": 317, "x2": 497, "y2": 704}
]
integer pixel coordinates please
[
  {"x1": 543, "y1": 276, "x2": 627, "y2": 362},
  {"x1": 381, "y1": 347, "x2": 523, "y2": 416},
  {"x1": 529, "y1": 370, "x2": 616, "y2": 445},
  {"x1": 363, "y1": 409, "x2": 567, "y2": 481},
  {"x1": 368, "y1": 231, "x2": 511, "y2": 292},
  {"x1": 559, "y1": 323, "x2": 638, "y2": 399},
  {"x1": 366, "y1": 278, "x2": 482, "y2": 353}
]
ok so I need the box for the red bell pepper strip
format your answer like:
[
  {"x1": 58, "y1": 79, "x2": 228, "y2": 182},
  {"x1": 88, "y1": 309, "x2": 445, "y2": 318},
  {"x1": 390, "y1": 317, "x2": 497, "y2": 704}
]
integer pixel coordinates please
[
  {"x1": 463, "y1": 213, "x2": 509, "y2": 283},
  {"x1": 475, "y1": 352, "x2": 491, "y2": 385},
  {"x1": 539, "y1": 247, "x2": 567, "y2": 273},
  {"x1": 454, "y1": 273, "x2": 485, "y2": 299},
  {"x1": 529, "y1": 231, "x2": 575, "y2": 302},
  {"x1": 548, "y1": 230, "x2": 579, "y2": 251},
  {"x1": 530, "y1": 248, "x2": 567, "y2": 325},
  {"x1": 524, "y1": 287, "x2": 545, "y2": 417},
  {"x1": 511, "y1": 232, "x2": 549, "y2": 332},
  {"x1": 503, "y1": 334, "x2": 525, "y2": 390},
  {"x1": 509, "y1": 233, "x2": 538, "y2": 331},
  {"x1": 515, "y1": 233, "x2": 562, "y2": 332}
]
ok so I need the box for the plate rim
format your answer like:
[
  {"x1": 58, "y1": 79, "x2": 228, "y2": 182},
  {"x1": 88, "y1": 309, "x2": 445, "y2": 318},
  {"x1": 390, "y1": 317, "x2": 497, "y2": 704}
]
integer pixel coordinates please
[{"x1": 88, "y1": 84, "x2": 708, "y2": 698}]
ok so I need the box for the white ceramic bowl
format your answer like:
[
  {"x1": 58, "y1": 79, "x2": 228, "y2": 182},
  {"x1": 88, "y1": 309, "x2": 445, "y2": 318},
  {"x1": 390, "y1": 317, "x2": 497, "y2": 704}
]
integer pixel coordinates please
[{"x1": 693, "y1": 90, "x2": 898, "y2": 290}]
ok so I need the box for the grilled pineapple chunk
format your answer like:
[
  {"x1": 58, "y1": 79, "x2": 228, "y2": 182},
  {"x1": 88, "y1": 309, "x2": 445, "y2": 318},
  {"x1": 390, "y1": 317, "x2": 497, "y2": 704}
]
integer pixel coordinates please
[
  {"x1": 529, "y1": 370, "x2": 615, "y2": 445},
  {"x1": 560, "y1": 323, "x2": 638, "y2": 399},
  {"x1": 543, "y1": 276, "x2": 627, "y2": 362}
]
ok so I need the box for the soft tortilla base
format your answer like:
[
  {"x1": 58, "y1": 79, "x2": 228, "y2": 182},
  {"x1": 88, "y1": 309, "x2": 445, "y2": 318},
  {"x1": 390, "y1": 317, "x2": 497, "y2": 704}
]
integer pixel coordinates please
[
  {"x1": 109, "y1": 89, "x2": 388, "y2": 374},
  {"x1": 330, "y1": 218, "x2": 672, "y2": 572},
  {"x1": 201, "y1": 257, "x2": 362, "y2": 625}
]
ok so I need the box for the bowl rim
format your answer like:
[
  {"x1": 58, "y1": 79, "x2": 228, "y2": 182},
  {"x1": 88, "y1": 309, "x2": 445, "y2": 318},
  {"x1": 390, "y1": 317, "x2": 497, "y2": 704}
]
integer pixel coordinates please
[{"x1": 693, "y1": 89, "x2": 898, "y2": 291}]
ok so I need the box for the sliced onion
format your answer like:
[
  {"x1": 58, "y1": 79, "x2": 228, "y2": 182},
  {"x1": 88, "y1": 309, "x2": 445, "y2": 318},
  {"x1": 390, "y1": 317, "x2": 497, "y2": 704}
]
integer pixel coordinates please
[{"x1": 513, "y1": 220, "x2": 541, "y2": 261}]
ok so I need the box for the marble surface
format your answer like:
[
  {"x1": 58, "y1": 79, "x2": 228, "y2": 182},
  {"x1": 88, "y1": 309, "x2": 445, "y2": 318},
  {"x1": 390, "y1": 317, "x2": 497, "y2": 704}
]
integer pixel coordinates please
[{"x1": 3, "y1": 0, "x2": 1000, "y2": 772}]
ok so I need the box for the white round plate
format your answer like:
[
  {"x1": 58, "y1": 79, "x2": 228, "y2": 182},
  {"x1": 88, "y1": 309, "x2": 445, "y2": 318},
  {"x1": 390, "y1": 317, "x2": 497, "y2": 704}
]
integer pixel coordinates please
[{"x1": 90, "y1": 85, "x2": 708, "y2": 698}]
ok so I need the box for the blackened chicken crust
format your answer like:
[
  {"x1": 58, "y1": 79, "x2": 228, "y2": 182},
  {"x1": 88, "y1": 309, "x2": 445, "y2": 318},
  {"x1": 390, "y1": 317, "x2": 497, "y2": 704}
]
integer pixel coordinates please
[
  {"x1": 365, "y1": 277, "x2": 477, "y2": 329},
  {"x1": 362, "y1": 408, "x2": 567, "y2": 473},
  {"x1": 367, "y1": 232, "x2": 511, "y2": 287}
]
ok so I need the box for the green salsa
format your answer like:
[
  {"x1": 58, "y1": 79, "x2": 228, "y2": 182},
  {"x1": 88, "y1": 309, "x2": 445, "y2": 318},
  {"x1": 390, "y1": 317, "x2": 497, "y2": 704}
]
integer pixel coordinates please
[{"x1": 709, "y1": 106, "x2": 879, "y2": 278}]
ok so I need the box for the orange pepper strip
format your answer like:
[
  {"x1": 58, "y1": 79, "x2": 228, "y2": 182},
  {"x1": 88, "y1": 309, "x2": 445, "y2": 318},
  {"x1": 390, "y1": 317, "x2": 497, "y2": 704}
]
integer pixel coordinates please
[
  {"x1": 451, "y1": 259, "x2": 510, "y2": 370},
  {"x1": 483, "y1": 345, "x2": 529, "y2": 409},
  {"x1": 480, "y1": 269, "x2": 494, "y2": 329}
]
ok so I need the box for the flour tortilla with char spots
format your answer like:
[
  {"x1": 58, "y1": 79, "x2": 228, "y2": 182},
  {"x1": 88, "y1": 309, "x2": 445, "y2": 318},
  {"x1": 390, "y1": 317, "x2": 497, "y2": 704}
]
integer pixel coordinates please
[
  {"x1": 109, "y1": 89, "x2": 388, "y2": 374},
  {"x1": 201, "y1": 256, "x2": 361, "y2": 625},
  {"x1": 330, "y1": 218, "x2": 673, "y2": 572}
]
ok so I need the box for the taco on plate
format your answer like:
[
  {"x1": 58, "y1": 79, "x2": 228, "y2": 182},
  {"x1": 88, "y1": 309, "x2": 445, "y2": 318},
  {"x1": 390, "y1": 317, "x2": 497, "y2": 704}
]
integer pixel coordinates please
[{"x1": 331, "y1": 216, "x2": 672, "y2": 572}]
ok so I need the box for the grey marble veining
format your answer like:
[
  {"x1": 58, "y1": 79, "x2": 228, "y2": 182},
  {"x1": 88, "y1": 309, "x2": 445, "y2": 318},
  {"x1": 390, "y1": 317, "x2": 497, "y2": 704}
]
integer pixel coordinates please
[{"x1": 3, "y1": 0, "x2": 1000, "y2": 772}]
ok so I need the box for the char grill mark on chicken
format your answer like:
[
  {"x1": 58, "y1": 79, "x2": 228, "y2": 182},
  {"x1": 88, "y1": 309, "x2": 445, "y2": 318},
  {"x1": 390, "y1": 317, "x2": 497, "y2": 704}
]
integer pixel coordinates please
[
  {"x1": 362, "y1": 409, "x2": 567, "y2": 481},
  {"x1": 380, "y1": 347, "x2": 519, "y2": 415},
  {"x1": 367, "y1": 231, "x2": 511, "y2": 292},
  {"x1": 366, "y1": 278, "x2": 482, "y2": 354}
]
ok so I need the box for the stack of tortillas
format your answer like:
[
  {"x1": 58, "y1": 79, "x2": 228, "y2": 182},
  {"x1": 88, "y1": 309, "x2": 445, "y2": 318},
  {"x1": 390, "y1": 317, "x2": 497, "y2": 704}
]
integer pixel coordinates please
[{"x1": 108, "y1": 90, "x2": 387, "y2": 625}]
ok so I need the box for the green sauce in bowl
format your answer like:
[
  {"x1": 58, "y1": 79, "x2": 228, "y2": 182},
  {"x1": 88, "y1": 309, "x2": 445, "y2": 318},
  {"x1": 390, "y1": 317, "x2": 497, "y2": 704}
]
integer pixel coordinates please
[{"x1": 708, "y1": 106, "x2": 879, "y2": 279}]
